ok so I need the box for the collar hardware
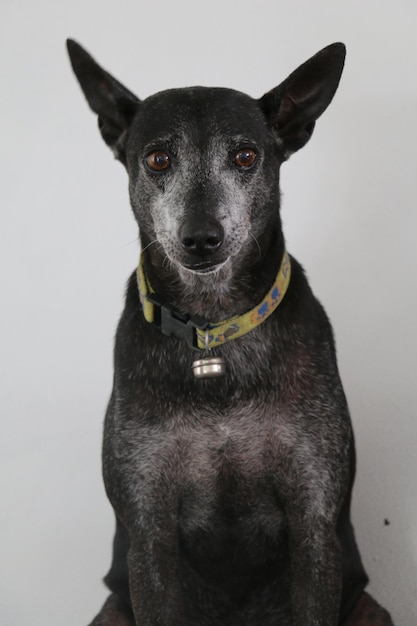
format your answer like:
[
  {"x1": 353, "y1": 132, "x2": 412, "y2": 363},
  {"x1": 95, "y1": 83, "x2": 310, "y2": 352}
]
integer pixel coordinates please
[{"x1": 146, "y1": 292, "x2": 209, "y2": 351}]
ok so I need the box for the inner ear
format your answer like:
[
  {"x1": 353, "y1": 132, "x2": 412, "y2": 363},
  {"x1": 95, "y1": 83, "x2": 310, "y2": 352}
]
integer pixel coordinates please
[
  {"x1": 259, "y1": 43, "x2": 346, "y2": 157},
  {"x1": 67, "y1": 39, "x2": 141, "y2": 164}
]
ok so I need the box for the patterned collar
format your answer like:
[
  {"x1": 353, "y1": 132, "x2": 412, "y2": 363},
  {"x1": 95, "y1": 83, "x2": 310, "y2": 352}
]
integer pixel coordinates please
[{"x1": 136, "y1": 250, "x2": 291, "y2": 351}]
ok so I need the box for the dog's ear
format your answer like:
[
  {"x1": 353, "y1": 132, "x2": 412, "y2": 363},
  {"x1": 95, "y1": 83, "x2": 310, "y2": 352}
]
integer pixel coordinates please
[
  {"x1": 66, "y1": 39, "x2": 140, "y2": 164},
  {"x1": 259, "y1": 43, "x2": 346, "y2": 158}
]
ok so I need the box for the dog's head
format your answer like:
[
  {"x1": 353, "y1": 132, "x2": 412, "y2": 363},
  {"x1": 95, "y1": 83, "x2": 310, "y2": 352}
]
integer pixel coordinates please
[{"x1": 67, "y1": 41, "x2": 345, "y2": 280}]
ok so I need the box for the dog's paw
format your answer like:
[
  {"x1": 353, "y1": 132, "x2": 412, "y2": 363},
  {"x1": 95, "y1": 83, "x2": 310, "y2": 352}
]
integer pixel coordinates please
[
  {"x1": 341, "y1": 591, "x2": 394, "y2": 626},
  {"x1": 88, "y1": 593, "x2": 135, "y2": 626}
]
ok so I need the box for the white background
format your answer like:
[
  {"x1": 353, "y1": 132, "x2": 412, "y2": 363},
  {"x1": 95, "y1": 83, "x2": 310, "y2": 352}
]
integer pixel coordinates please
[{"x1": 1, "y1": 1, "x2": 416, "y2": 624}]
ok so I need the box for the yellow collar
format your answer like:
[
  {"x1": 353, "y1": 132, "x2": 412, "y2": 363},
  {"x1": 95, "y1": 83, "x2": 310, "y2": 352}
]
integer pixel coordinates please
[{"x1": 137, "y1": 250, "x2": 291, "y2": 351}]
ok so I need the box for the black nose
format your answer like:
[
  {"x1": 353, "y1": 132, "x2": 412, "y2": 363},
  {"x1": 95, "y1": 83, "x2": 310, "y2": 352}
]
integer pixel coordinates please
[{"x1": 179, "y1": 219, "x2": 224, "y2": 258}]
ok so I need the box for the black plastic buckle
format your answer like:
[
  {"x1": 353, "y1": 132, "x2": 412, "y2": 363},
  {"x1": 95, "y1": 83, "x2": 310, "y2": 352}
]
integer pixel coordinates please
[{"x1": 147, "y1": 293, "x2": 209, "y2": 351}]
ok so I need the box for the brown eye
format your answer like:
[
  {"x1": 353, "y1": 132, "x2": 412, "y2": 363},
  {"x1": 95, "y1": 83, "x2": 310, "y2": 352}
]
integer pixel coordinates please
[
  {"x1": 234, "y1": 148, "x2": 256, "y2": 169},
  {"x1": 146, "y1": 150, "x2": 171, "y2": 172}
]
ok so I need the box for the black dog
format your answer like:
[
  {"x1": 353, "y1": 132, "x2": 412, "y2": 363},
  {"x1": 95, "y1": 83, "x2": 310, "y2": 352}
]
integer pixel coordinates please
[{"x1": 67, "y1": 40, "x2": 394, "y2": 626}]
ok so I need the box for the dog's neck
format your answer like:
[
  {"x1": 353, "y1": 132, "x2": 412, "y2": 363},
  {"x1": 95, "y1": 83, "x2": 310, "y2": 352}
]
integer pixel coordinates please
[
  {"x1": 138, "y1": 245, "x2": 290, "y2": 352},
  {"x1": 140, "y1": 228, "x2": 286, "y2": 322}
]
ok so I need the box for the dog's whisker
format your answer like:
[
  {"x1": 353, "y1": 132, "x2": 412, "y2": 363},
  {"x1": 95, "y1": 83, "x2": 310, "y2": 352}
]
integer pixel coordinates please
[
  {"x1": 122, "y1": 236, "x2": 140, "y2": 249},
  {"x1": 249, "y1": 232, "x2": 262, "y2": 263},
  {"x1": 162, "y1": 255, "x2": 172, "y2": 271},
  {"x1": 141, "y1": 239, "x2": 163, "y2": 255}
]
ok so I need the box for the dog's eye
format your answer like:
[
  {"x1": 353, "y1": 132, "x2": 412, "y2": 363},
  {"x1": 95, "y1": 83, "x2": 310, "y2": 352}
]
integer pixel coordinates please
[
  {"x1": 146, "y1": 150, "x2": 171, "y2": 172},
  {"x1": 234, "y1": 148, "x2": 257, "y2": 169}
]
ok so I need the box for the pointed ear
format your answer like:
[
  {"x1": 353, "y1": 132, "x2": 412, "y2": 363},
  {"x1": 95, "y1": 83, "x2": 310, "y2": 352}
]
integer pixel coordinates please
[
  {"x1": 66, "y1": 39, "x2": 140, "y2": 164},
  {"x1": 259, "y1": 43, "x2": 346, "y2": 159}
]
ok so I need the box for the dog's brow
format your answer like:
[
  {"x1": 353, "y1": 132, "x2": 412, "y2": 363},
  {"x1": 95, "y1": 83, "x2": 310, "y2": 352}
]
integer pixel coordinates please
[
  {"x1": 143, "y1": 136, "x2": 181, "y2": 152},
  {"x1": 229, "y1": 135, "x2": 258, "y2": 145},
  {"x1": 211, "y1": 135, "x2": 259, "y2": 151}
]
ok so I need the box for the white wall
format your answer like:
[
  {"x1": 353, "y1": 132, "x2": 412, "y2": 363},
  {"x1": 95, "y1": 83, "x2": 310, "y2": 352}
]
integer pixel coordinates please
[{"x1": 1, "y1": 1, "x2": 416, "y2": 624}]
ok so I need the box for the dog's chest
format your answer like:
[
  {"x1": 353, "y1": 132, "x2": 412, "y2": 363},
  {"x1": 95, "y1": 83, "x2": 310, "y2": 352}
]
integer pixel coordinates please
[
  {"x1": 125, "y1": 403, "x2": 290, "y2": 541},
  {"x1": 181, "y1": 421, "x2": 279, "y2": 528}
]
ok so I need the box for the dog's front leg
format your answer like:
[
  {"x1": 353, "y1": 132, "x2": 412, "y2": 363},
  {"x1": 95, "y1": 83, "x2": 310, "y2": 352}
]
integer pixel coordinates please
[
  {"x1": 289, "y1": 513, "x2": 342, "y2": 626},
  {"x1": 127, "y1": 525, "x2": 184, "y2": 626}
]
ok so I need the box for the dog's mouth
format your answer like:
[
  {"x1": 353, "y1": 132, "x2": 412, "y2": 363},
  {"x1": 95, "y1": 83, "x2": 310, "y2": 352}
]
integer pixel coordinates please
[{"x1": 180, "y1": 259, "x2": 228, "y2": 275}]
